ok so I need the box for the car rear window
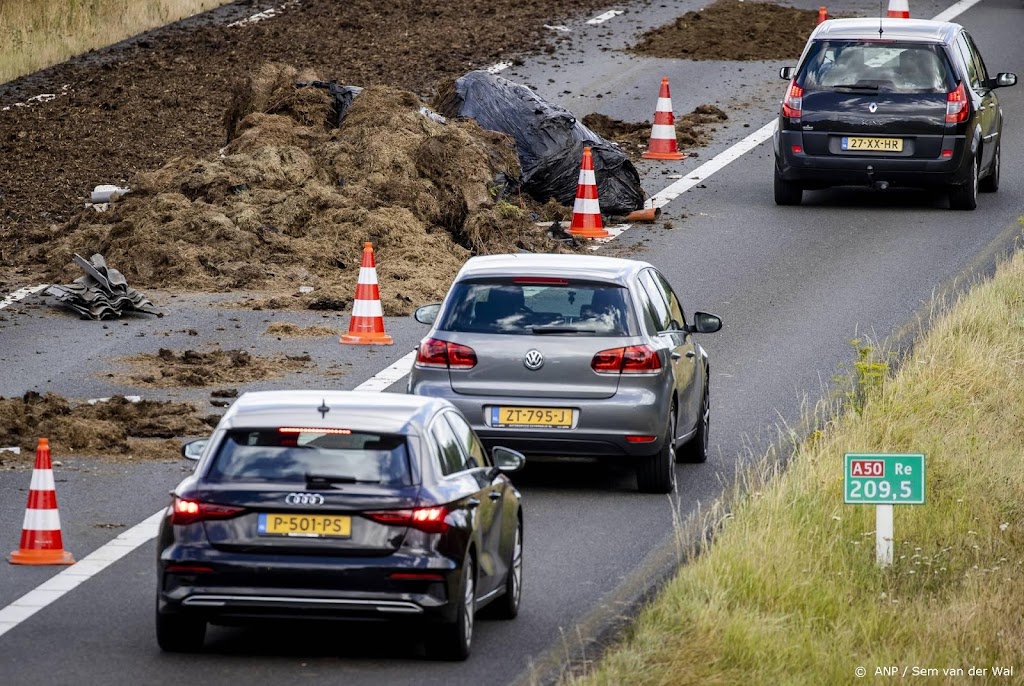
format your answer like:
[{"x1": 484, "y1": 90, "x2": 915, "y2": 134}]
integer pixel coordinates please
[
  {"x1": 799, "y1": 41, "x2": 955, "y2": 93},
  {"x1": 437, "y1": 279, "x2": 633, "y2": 336},
  {"x1": 206, "y1": 429, "x2": 412, "y2": 486}
]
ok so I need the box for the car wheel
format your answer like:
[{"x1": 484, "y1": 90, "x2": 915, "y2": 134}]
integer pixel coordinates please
[
  {"x1": 489, "y1": 517, "x2": 523, "y2": 620},
  {"x1": 678, "y1": 379, "x2": 709, "y2": 464},
  {"x1": 637, "y1": 404, "x2": 676, "y2": 494},
  {"x1": 774, "y1": 170, "x2": 803, "y2": 206},
  {"x1": 949, "y1": 156, "x2": 979, "y2": 210},
  {"x1": 156, "y1": 608, "x2": 206, "y2": 653},
  {"x1": 427, "y1": 556, "x2": 475, "y2": 661},
  {"x1": 979, "y1": 144, "x2": 1000, "y2": 193}
]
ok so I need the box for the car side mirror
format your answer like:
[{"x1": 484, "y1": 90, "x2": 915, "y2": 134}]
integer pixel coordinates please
[
  {"x1": 994, "y1": 72, "x2": 1017, "y2": 88},
  {"x1": 780, "y1": 67, "x2": 795, "y2": 80},
  {"x1": 181, "y1": 438, "x2": 207, "y2": 461},
  {"x1": 491, "y1": 446, "x2": 525, "y2": 473},
  {"x1": 414, "y1": 303, "x2": 441, "y2": 325},
  {"x1": 688, "y1": 311, "x2": 722, "y2": 334}
]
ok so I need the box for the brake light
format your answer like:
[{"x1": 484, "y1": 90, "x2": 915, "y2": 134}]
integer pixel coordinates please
[
  {"x1": 165, "y1": 564, "x2": 214, "y2": 574},
  {"x1": 365, "y1": 506, "x2": 450, "y2": 534},
  {"x1": 946, "y1": 82, "x2": 968, "y2": 123},
  {"x1": 415, "y1": 338, "x2": 477, "y2": 370},
  {"x1": 591, "y1": 345, "x2": 662, "y2": 374},
  {"x1": 170, "y1": 497, "x2": 244, "y2": 526},
  {"x1": 625, "y1": 435, "x2": 657, "y2": 443},
  {"x1": 279, "y1": 427, "x2": 352, "y2": 435},
  {"x1": 389, "y1": 572, "x2": 446, "y2": 581},
  {"x1": 782, "y1": 81, "x2": 803, "y2": 119},
  {"x1": 512, "y1": 277, "x2": 569, "y2": 285}
]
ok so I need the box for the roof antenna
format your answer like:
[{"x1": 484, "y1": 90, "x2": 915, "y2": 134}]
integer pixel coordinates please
[
  {"x1": 318, "y1": 399, "x2": 330, "y2": 419},
  {"x1": 879, "y1": 0, "x2": 884, "y2": 38}
]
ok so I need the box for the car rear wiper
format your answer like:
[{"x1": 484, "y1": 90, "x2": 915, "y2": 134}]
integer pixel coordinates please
[
  {"x1": 832, "y1": 83, "x2": 880, "y2": 91},
  {"x1": 531, "y1": 326, "x2": 595, "y2": 334},
  {"x1": 305, "y1": 473, "x2": 379, "y2": 488}
]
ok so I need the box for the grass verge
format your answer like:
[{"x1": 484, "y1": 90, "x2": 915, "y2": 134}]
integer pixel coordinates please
[
  {"x1": 570, "y1": 243, "x2": 1024, "y2": 685},
  {"x1": 0, "y1": 0, "x2": 233, "y2": 84}
]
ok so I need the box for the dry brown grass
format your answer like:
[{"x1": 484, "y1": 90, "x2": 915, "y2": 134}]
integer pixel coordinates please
[{"x1": 0, "y1": 0, "x2": 234, "y2": 84}]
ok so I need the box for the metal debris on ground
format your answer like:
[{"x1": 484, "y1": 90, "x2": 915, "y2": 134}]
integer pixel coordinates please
[{"x1": 46, "y1": 253, "x2": 162, "y2": 320}]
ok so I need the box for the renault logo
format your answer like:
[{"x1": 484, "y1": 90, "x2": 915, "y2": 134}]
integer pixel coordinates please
[
  {"x1": 286, "y1": 493, "x2": 325, "y2": 506},
  {"x1": 523, "y1": 349, "x2": 544, "y2": 370},
  {"x1": 868, "y1": 102, "x2": 878, "y2": 113}
]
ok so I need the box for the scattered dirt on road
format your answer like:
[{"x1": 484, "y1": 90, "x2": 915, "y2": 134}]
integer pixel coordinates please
[
  {"x1": 116, "y1": 346, "x2": 313, "y2": 387},
  {"x1": 265, "y1": 322, "x2": 340, "y2": 337},
  {"x1": 0, "y1": 392, "x2": 211, "y2": 460},
  {"x1": 633, "y1": 0, "x2": 819, "y2": 61},
  {"x1": 583, "y1": 104, "x2": 729, "y2": 159}
]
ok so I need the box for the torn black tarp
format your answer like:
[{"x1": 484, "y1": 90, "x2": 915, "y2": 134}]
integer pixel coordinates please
[
  {"x1": 434, "y1": 71, "x2": 645, "y2": 215},
  {"x1": 46, "y1": 254, "x2": 161, "y2": 320}
]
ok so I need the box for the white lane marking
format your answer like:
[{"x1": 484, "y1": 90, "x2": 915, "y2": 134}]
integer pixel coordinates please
[
  {"x1": 932, "y1": 0, "x2": 984, "y2": 22},
  {"x1": 0, "y1": 284, "x2": 48, "y2": 310},
  {"x1": 587, "y1": 9, "x2": 625, "y2": 25},
  {"x1": 0, "y1": 512, "x2": 163, "y2": 638},
  {"x1": 485, "y1": 61, "x2": 513, "y2": 74},
  {"x1": 544, "y1": 24, "x2": 571, "y2": 32},
  {"x1": 0, "y1": 0, "x2": 985, "y2": 643},
  {"x1": 647, "y1": 120, "x2": 777, "y2": 209}
]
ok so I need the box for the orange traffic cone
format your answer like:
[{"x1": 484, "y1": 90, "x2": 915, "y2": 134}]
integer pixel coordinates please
[
  {"x1": 9, "y1": 438, "x2": 75, "y2": 565},
  {"x1": 817, "y1": 6, "x2": 828, "y2": 24},
  {"x1": 340, "y1": 242, "x2": 394, "y2": 345},
  {"x1": 887, "y1": 0, "x2": 909, "y2": 18},
  {"x1": 642, "y1": 78, "x2": 686, "y2": 161},
  {"x1": 568, "y1": 147, "x2": 610, "y2": 239}
]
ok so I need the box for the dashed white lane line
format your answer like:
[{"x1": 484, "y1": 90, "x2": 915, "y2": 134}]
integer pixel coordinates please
[
  {"x1": 587, "y1": 9, "x2": 625, "y2": 25},
  {"x1": 0, "y1": 0, "x2": 985, "y2": 645},
  {"x1": 0, "y1": 284, "x2": 48, "y2": 310}
]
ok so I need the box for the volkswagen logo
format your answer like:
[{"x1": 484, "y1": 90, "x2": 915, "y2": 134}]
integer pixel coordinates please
[
  {"x1": 523, "y1": 349, "x2": 544, "y2": 370},
  {"x1": 868, "y1": 102, "x2": 878, "y2": 113},
  {"x1": 286, "y1": 493, "x2": 325, "y2": 506}
]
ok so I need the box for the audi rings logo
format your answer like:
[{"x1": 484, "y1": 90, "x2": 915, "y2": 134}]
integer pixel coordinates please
[
  {"x1": 523, "y1": 349, "x2": 544, "y2": 370},
  {"x1": 286, "y1": 493, "x2": 325, "y2": 506}
]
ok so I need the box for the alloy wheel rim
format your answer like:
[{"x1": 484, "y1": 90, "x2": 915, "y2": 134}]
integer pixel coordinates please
[
  {"x1": 668, "y1": 409, "x2": 677, "y2": 488},
  {"x1": 511, "y1": 526, "x2": 523, "y2": 607},
  {"x1": 463, "y1": 564, "x2": 474, "y2": 646},
  {"x1": 702, "y1": 388, "x2": 710, "y2": 453},
  {"x1": 973, "y1": 159, "x2": 979, "y2": 198}
]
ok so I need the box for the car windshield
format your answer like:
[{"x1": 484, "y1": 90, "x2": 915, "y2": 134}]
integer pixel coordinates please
[
  {"x1": 437, "y1": 279, "x2": 633, "y2": 336},
  {"x1": 800, "y1": 41, "x2": 955, "y2": 93},
  {"x1": 207, "y1": 429, "x2": 412, "y2": 486}
]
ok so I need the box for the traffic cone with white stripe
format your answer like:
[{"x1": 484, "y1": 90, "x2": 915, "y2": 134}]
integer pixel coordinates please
[
  {"x1": 569, "y1": 146, "x2": 610, "y2": 239},
  {"x1": 9, "y1": 438, "x2": 75, "y2": 565},
  {"x1": 340, "y1": 242, "x2": 393, "y2": 345},
  {"x1": 642, "y1": 78, "x2": 686, "y2": 161},
  {"x1": 886, "y1": 0, "x2": 910, "y2": 18}
]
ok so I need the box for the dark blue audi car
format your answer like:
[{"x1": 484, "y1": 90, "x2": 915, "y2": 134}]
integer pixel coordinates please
[{"x1": 156, "y1": 390, "x2": 525, "y2": 660}]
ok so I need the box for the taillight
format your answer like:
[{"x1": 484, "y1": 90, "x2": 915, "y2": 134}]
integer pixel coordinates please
[
  {"x1": 946, "y1": 82, "x2": 968, "y2": 123},
  {"x1": 365, "y1": 506, "x2": 450, "y2": 534},
  {"x1": 415, "y1": 338, "x2": 477, "y2": 370},
  {"x1": 782, "y1": 81, "x2": 803, "y2": 119},
  {"x1": 170, "y1": 497, "x2": 244, "y2": 526},
  {"x1": 591, "y1": 345, "x2": 662, "y2": 375}
]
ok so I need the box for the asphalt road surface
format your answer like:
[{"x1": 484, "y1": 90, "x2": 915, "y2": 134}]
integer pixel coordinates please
[{"x1": 1, "y1": 0, "x2": 1022, "y2": 684}]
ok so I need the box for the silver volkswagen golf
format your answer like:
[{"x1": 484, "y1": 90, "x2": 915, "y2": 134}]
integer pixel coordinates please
[{"x1": 408, "y1": 254, "x2": 721, "y2": 493}]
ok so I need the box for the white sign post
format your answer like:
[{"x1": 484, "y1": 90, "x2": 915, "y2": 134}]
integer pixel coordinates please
[{"x1": 876, "y1": 503, "x2": 893, "y2": 567}]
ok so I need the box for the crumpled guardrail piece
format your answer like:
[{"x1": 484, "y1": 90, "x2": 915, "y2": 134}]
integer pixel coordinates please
[{"x1": 46, "y1": 253, "x2": 162, "y2": 320}]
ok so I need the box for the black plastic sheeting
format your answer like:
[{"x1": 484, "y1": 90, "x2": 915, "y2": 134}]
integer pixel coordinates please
[{"x1": 435, "y1": 71, "x2": 644, "y2": 215}]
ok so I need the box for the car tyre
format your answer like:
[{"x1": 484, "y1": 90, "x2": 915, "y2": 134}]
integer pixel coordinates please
[
  {"x1": 488, "y1": 518, "x2": 523, "y2": 620},
  {"x1": 979, "y1": 144, "x2": 1000, "y2": 193},
  {"x1": 427, "y1": 556, "x2": 475, "y2": 661},
  {"x1": 637, "y1": 405, "x2": 676, "y2": 494},
  {"x1": 156, "y1": 609, "x2": 206, "y2": 653},
  {"x1": 678, "y1": 379, "x2": 709, "y2": 463},
  {"x1": 774, "y1": 170, "x2": 803, "y2": 206},
  {"x1": 949, "y1": 156, "x2": 979, "y2": 210}
]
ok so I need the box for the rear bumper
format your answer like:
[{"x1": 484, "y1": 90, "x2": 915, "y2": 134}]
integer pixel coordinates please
[
  {"x1": 410, "y1": 379, "x2": 668, "y2": 459},
  {"x1": 774, "y1": 129, "x2": 973, "y2": 188},
  {"x1": 157, "y1": 548, "x2": 459, "y2": 623}
]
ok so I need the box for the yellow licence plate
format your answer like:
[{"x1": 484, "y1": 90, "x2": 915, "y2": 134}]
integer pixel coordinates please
[
  {"x1": 491, "y1": 406, "x2": 573, "y2": 428},
  {"x1": 258, "y1": 513, "x2": 351, "y2": 538},
  {"x1": 841, "y1": 136, "x2": 903, "y2": 152}
]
